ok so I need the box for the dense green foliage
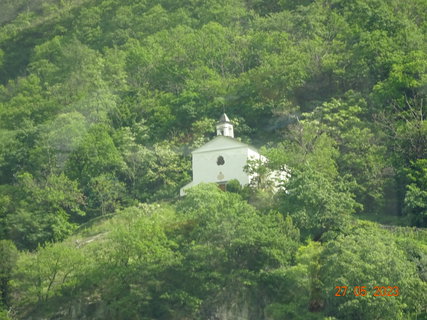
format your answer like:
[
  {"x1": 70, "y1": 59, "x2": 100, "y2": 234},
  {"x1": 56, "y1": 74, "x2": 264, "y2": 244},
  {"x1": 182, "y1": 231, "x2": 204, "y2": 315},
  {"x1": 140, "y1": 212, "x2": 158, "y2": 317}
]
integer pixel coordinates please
[
  {"x1": 0, "y1": 0, "x2": 426, "y2": 318},
  {"x1": 8, "y1": 187, "x2": 427, "y2": 319}
]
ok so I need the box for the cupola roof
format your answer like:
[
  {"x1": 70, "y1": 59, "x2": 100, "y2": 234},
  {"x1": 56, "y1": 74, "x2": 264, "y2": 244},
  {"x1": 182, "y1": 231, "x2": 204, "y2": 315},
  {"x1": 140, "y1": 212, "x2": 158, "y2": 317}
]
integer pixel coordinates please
[{"x1": 218, "y1": 113, "x2": 231, "y2": 123}]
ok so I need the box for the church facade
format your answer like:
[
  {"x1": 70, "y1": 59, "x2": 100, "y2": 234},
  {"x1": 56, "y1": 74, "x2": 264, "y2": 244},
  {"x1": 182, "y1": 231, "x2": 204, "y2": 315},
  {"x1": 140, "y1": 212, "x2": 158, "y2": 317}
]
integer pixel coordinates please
[{"x1": 180, "y1": 114, "x2": 267, "y2": 196}]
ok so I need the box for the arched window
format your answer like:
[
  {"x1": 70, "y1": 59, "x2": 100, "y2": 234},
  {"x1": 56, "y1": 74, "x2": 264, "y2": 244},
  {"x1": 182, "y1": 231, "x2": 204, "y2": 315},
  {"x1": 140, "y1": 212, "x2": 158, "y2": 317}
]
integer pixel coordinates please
[{"x1": 217, "y1": 156, "x2": 225, "y2": 165}]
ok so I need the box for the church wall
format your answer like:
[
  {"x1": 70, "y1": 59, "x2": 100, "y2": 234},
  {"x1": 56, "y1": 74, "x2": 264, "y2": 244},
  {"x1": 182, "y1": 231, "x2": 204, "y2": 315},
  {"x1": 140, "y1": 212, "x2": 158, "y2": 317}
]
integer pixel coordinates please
[
  {"x1": 179, "y1": 122, "x2": 269, "y2": 196},
  {"x1": 192, "y1": 146, "x2": 251, "y2": 186}
]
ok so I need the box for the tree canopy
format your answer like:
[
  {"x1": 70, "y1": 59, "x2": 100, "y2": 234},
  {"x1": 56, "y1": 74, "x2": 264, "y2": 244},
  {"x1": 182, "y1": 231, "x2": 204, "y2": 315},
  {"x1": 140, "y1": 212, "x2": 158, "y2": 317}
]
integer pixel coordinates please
[{"x1": 0, "y1": 0, "x2": 426, "y2": 318}]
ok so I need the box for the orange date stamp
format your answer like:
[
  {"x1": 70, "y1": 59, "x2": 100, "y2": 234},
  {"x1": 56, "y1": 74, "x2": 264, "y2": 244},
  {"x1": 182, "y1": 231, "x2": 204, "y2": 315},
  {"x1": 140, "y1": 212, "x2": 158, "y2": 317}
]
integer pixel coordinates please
[{"x1": 335, "y1": 286, "x2": 399, "y2": 297}]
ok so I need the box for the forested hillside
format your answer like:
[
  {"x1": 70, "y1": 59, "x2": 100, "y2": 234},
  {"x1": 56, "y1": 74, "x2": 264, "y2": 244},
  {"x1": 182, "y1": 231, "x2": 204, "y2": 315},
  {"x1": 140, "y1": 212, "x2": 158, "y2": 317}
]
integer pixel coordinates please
[{"x1": 0, "y1": 0, "x2": 426, "y2": 319}]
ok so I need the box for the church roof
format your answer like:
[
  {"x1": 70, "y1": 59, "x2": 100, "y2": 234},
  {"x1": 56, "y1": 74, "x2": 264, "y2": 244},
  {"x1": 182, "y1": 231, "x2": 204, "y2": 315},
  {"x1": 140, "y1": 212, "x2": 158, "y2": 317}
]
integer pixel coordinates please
[
  {"x1": 218, "y1": 113, "x2": 231, "y2": 123},
  {"x1": 192, "y1": 135, "x2": 259, "y2": 154}
]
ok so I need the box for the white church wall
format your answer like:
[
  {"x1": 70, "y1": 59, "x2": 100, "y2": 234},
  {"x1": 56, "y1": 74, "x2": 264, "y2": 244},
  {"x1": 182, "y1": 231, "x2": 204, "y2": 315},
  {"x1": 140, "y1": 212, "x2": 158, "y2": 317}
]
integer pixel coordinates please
[
  {"x1": 180, "y1": 137, "x2": 262, "y2": 195},
  {"x1": 192, "y1": 146, "x2": 251, "y2": 186}
]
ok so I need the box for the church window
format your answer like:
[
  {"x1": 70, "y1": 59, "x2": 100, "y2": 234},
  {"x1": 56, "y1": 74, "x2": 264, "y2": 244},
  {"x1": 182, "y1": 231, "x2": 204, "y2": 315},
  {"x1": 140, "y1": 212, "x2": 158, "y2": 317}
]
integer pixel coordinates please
[{"x1": 217, "y1": 156, "x2": 225, "y2": 165}]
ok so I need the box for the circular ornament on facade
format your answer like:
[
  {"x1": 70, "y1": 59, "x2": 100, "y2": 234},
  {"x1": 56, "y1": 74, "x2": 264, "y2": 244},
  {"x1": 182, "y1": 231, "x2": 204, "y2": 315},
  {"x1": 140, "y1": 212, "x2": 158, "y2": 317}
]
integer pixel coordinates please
[{"x1": 217, "y1": 156, "x2": 225, "y2": 165}]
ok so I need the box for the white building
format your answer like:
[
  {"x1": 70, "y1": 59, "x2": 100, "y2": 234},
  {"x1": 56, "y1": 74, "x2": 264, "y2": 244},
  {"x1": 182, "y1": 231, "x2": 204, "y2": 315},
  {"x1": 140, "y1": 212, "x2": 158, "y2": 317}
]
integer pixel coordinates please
[{"x1": 180, "y1": 114, "x2": 272, "y2": 196}]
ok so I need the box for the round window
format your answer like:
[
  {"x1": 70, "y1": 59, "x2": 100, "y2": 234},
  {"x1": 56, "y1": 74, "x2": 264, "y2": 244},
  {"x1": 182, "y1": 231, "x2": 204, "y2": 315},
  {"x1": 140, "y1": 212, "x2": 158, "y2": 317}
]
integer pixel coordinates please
[{"x1": 217, "y1": 156, "x2": 225, "y2": 166}]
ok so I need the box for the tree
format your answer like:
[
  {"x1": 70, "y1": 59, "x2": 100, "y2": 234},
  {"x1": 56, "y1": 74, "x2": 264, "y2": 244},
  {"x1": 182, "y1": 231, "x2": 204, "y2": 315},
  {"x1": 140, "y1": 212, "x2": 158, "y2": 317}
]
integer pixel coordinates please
[
  {"x1": 242, "y1": 156, "x2": 285, "y2": 213},
  {"x1": 0, "y1": 128, "x2": 26, "y2": 184},
  {"x1": 73, "y1": 7, "x2": 103, "y2": 47},
  {"x1": 29, "y1": 112, "x2": 88, "y2": 176},
  {"x1": 264, "y1": 241, "x2": 324, "y2": 319},
  {"x1": 175, "y1": 184, "x2": 300, "y2": 317},
  {"x1": 6, "y1": 173, "x2": 84, "y2": 249},
  {"x1": 0, "y1": 49, "x2": 4, "y2": 69},
  {"x1": 0, "y1": 240, "x2": 17, "y2": 308},
  {"x1": 304, "y1": 91, "x2": 390, "y2": 213},
  {"x1": 321, "y1": 223, "x2": 426, "y2": 319},
  {"x1": 276, "y1": 120, "x2": 340, "y2": 180},
  {"x1": 280, "y1": 168, "x2": 360, "y2": 240},
  {"x1": 87, "y1": 205, "x2": 181, "y2": 319},
  {"x1": 114, "y1": 128, "x2": 190, "y2": 201},
  {"x1": 0, "y1": 74, "x2": 54, "y2": 129},
  {"x1": 66, "y1": 124, "x2": 124, "y2": 187},
  {"x1": 404, "y1": 159, "x2": 427, "y2": 226},
  {"x1": 13, "y1": 242, "x2": 86, "y2": 308},
  {"x1": 88, "y1": 174, "x2": 125, "y2": 216}
]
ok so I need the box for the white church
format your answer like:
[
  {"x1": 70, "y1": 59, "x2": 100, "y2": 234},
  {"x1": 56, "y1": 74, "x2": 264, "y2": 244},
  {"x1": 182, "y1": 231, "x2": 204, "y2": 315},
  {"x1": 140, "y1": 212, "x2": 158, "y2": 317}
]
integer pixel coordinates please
[{"x1": 180, "y1": 114, "x2": 284, "y2": 196}]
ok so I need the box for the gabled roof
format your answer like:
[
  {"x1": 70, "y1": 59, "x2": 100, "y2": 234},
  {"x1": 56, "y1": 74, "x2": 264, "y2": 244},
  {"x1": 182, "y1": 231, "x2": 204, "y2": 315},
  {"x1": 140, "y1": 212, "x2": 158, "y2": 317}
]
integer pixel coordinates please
[{"x1": 192, "y1": 135, "x2": 258, "y2": 154}]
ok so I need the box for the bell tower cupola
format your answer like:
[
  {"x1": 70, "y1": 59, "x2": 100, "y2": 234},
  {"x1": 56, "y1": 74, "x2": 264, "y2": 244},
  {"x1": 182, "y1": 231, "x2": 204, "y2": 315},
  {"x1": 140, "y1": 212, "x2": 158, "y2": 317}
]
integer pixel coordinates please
[{"x1": 216, "y1": 113, "x2": 234, "y2": 138}]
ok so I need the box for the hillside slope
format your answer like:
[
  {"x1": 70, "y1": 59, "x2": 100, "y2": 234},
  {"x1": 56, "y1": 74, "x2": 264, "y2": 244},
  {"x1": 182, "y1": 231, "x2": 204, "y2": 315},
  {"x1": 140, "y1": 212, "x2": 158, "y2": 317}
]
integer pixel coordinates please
[
  {"x1": 0, "y1": 0, "x2": 426, "y2": 319},
  {"x1": 9, "y1": 186, "x2": 427, "y2": 319}
]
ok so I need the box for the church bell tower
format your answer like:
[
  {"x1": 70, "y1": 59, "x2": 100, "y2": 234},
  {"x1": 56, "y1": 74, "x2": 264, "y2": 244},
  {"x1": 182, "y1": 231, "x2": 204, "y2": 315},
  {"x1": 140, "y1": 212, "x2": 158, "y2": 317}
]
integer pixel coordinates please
[{"x1": 216, "y1": 113, "x2": 234, "y2": 138}]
